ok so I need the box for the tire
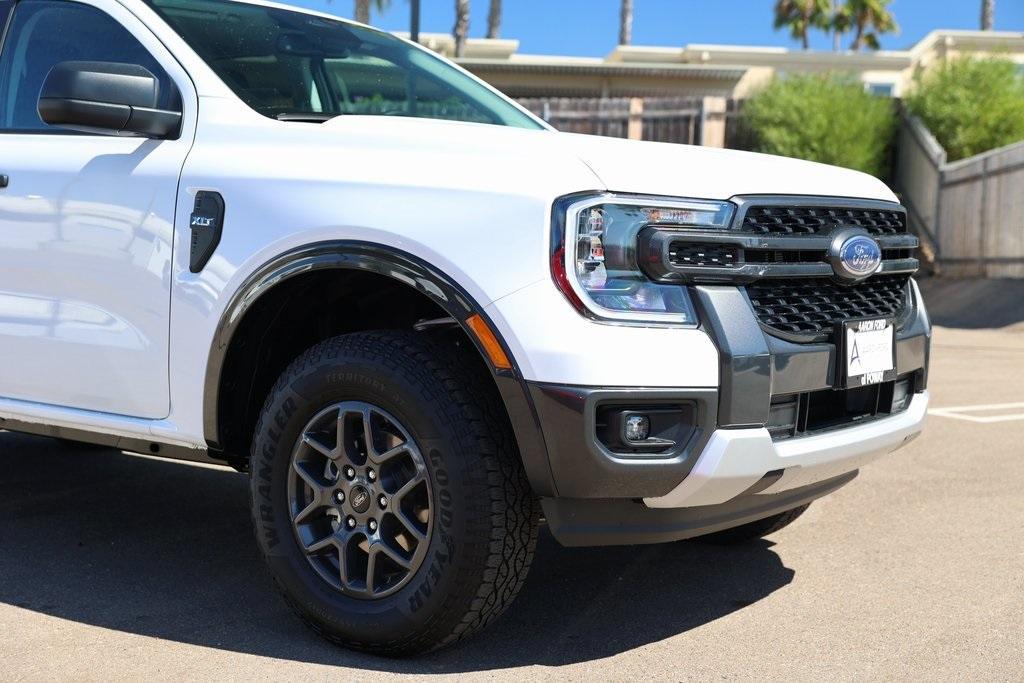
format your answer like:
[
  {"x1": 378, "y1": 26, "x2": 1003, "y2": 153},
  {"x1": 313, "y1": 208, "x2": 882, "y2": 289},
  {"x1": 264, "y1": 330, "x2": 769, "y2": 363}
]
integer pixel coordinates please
[
  {"x1": 693, "y1": 503, "x2": 811, "y2": 545},
  {"x1": 249, "y1": 330, "x2": 539, "y2": 656}
]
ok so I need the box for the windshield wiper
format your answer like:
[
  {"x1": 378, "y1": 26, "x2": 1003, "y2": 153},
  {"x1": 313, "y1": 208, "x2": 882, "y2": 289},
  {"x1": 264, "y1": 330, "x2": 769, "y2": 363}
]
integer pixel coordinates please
[{"x1": 275, "y1": 113, "x2": 341, "y2": 123}]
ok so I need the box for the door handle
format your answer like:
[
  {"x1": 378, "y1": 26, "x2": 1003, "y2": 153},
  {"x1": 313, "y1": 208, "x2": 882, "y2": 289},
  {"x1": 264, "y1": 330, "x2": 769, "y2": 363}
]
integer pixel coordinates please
[{"x1": 0, "y1": 174, "x2": 8, "y2": 188}]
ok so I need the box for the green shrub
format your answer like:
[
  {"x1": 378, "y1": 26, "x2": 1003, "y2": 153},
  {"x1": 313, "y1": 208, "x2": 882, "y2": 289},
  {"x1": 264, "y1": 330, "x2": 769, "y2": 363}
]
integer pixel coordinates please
[
  {"x1": 741, "y1": 73, "x2": 896, "y2": 178},
  {"x1": 905, "y1": 57, "x2": 1024, "y2": 162}
]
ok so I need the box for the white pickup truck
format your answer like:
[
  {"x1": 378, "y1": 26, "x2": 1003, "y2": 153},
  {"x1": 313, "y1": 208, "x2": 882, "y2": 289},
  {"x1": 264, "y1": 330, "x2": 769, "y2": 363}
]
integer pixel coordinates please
[{"x1": 0, "y1": 0, "x2": 930, "y2": 656}]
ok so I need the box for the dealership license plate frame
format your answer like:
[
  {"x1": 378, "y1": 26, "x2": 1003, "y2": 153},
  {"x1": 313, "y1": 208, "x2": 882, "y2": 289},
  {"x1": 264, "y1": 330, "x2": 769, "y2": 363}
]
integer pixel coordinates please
[{"x1": 838, "y1": 317, "x2": 897, "y2": 389}]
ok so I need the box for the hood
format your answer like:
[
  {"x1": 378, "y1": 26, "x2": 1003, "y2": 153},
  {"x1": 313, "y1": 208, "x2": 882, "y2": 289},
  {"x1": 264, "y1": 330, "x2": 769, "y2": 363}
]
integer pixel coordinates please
[
  {"x1": 558, "y1": 133, "x2": 898, "y2": 203},
  {"x1": 311, "y1": 115, "x2": 896, "y2": 203}
]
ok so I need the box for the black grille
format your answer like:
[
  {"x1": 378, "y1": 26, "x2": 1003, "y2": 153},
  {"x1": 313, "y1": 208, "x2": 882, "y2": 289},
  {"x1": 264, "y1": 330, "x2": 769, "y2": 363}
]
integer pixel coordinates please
[
  {"x1": 744, "y1": 249, "x2": 828, "y2": 264},
  {"x1": 668, "y1": 243, "x2": 740, "y2": 268},
  {"x1": 746, "y1": 274, "x2": 910, "y2": 338},
  {"x1": 741, "y1": 206, "x2": 906, "y2": 236},
  {"x1": 768, "y1": 375, "x2": 916, "y2": 441}
]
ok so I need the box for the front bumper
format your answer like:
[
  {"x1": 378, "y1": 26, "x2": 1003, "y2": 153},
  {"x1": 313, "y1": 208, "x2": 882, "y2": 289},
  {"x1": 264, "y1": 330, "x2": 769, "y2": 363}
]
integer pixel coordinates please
[
  {"x1": 536, "y1": 391, "x2": 928, "y2": 546},
  {"x1": 542, "y1": 471, "x2": 858, "y2": 547},
  {"x1": 502, "y1": 279, "x2": 931, "y2": 546},
  {"x1": 644, "y1": 391, "x2": 928, "y2": 509},
  {"x1": 521, "y1": 281, "x2": 930, "y2": 500}
]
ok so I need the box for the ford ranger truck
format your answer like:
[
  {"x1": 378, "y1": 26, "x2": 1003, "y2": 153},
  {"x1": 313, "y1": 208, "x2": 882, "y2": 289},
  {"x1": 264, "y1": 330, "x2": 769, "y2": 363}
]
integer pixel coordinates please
[{"x1": 0, "y1": 0, "x2": 929, "y2": 656}]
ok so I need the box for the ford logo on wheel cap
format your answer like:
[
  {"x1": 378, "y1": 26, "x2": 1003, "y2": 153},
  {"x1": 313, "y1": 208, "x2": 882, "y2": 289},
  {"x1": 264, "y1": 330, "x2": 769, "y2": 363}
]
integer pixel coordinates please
[{"x1": 828, "y1": 230, "x2": 883, "y2": 282}]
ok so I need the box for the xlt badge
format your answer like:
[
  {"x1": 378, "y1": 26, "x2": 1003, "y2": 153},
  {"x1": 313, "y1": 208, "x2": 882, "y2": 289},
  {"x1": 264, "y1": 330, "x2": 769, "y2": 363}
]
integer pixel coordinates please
[{"x1": 189, "y1": 191, "x2": 225, "y2": 273}]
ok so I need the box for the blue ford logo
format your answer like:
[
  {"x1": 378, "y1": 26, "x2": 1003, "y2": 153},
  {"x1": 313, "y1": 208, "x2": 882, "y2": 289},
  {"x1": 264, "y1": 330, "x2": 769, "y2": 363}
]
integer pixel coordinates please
[{"x1": 829, "y1": 232, "x2": 882, "y2": 282}]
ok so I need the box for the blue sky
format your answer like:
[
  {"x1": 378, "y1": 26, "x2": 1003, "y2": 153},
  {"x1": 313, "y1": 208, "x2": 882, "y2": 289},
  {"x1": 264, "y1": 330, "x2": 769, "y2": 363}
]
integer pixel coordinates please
[{"x1": 287, "y1": 0, "x2": 1024, "y2": 56}]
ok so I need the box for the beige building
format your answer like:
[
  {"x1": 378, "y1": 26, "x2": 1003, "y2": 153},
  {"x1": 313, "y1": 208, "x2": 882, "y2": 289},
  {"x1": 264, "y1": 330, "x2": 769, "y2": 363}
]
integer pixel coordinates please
[{"x1": 405, "y1": 30, "x2": 1024, "y2": 99}]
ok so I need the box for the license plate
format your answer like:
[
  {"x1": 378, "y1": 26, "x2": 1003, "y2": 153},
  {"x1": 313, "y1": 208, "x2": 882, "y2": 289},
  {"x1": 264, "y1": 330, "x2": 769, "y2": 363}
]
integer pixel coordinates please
[{"x1": 841, "y1": 318, "x2": 896, "y2": 388}]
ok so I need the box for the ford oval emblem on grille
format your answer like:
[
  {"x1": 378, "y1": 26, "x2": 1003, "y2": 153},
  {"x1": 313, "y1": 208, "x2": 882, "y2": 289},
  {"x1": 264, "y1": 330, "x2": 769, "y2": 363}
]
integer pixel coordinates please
[{"x1": 828, "y1": 230, "x2": 882, "y2": 282}]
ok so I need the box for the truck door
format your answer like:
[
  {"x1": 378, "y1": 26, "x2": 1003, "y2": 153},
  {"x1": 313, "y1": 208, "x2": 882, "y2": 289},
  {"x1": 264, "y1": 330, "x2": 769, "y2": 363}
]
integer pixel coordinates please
[{"x1": 0, "y1": 0, "x2": 194, "y2": 418}]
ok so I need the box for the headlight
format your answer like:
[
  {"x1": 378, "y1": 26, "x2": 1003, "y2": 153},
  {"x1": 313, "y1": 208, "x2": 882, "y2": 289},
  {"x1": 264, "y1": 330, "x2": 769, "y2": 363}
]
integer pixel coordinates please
[{"x1": 551, "y1": 194, "x2": 735, "y2": 325}]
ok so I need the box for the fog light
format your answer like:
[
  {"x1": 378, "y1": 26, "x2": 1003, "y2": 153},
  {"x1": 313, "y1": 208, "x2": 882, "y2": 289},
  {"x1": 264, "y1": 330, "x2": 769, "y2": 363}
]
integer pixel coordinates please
[
  {"x1": 595, "y1": 405, "x2": 693, "y2": 455},
  {"x1": 624, "y1": 415, "x2": 651, "y2": 442}
]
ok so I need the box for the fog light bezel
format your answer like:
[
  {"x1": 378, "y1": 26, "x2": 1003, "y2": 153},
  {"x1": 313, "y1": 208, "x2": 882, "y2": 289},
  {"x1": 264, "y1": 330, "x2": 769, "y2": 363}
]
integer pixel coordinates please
[{"x1": 596, "y1": 404, "x2": 698, "y2": 456}]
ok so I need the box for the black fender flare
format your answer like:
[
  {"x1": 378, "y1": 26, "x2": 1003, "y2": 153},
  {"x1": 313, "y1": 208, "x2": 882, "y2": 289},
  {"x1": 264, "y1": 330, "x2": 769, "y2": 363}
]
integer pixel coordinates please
[{"x1": 202, "y1": 240, "x2": 556, "y2": 497}]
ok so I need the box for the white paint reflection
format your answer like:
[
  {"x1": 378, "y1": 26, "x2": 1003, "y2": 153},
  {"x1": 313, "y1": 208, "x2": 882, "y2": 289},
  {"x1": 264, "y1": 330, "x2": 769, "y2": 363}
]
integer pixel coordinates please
[{"x1": 0, "y1": 290, "x2": 145, "y2": 350}]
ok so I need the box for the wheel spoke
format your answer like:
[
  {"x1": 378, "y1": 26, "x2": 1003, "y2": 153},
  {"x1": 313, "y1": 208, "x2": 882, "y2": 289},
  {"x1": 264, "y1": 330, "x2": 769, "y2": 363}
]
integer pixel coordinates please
[
  {"x1": 293, "y1": 459, "x2": 329, "y2": 494},
  {"x1": 391, "y1": 509, "x2": 427, "y2": 543},
  {"x1": 375, "y1": 541, "x2": 413, "y2": 569},
  {"x1": 304, "y1": 532, "x2": 340, "y2": 555},
  {"x1": 371, "y1": 443, "x2": 408, "y2": 465},
  {"x1": 337, "y1": 535, "x2": 352, "y2": 589},
  {"x1": 391, "y1": 468, "x2": 427, "y2": 502},
  {"x1": 302, "y1": 433, "x2": 336, "y2": 460},
  {"x1": 362, "y1": 407, "x2": 377, "y2": 460},
  {"x1": 338, "y1": 409, "x2": 366, "y2": 463},
  {"x1": 294, "y1": 497, "x2": 324, "y2": 525},
  {"x1": 365, "y1": 545, "x2": 379, "y2": 595}
]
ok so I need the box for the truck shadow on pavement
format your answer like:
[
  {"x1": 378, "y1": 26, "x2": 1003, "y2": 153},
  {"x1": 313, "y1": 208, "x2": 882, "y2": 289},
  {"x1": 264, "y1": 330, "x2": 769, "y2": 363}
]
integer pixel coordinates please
[{"x1": 0, "y1": 432, "x2": 794, "y2": 673}]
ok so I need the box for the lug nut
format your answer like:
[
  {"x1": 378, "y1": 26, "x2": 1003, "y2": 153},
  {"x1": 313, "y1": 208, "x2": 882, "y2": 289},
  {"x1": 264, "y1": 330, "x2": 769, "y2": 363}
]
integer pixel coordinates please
[
  {"x1": 378, "y1": 494, "x2": 388, "y2": 509},
  {"x1": 343, "y1": 466, "x2": 356, "y2": 480},
  {"x1": 346, "y1": 516, "x2": 356, "y2": 529},
  {"x1": 333, "y1": 490, "x2": 345, "y2": 504},
  {"x1": 368, "y1": 519, "x2": 378, "y2": 532},
  {"x1": 367, "y1": 468, "x2": 376, "y2": 482}
]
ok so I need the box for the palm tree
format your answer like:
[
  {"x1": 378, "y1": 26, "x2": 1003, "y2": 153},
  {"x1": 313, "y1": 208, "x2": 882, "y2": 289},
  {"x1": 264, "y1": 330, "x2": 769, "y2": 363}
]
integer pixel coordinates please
[
  {"x1": 453, "y1": 0, "x2": 470, "y2": 57},
  {"x1": 487, "y1": 0, "x2": 501, "y2": 39},
  {"x1": 830, "y1": 0, "x2": 843, "y2": 51},
  {"x1": 353, "y1": 0, "x2": 390, "y2": 24},
  {"x1": 773, "y1": 0, "x2": 831, "y2": 50},
  {"x1": 619, "y1": 0, "x2": 633, "y2": 46},
  {"x1": 981, "y1": 0, "x2": 995, "y2": 30},
  {"x1": 831, "y1": 0, "x2": 851, "y2": 51},
  {"x1": 844, "y1": 0, "x2": 897, "y2": 51}
]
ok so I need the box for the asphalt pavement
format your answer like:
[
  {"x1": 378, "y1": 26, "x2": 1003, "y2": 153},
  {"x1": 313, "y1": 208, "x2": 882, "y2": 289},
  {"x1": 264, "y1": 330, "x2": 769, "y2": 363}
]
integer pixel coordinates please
[{"x1": 0, "y1": 278, "x2": 1022, "y2": 681}]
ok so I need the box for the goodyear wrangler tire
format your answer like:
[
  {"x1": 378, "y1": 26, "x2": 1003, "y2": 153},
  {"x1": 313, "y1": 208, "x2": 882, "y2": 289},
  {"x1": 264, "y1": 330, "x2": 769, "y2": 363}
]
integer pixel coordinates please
[{"x1": 250, "y1": 331, "x2": 539, "y2": 656}]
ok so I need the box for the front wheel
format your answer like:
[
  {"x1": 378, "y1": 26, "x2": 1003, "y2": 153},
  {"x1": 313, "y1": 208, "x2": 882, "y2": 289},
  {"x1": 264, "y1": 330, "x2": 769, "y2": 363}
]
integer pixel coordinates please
[{"x1": 249, "y1": 331, "x2": 539, "y2": 656}]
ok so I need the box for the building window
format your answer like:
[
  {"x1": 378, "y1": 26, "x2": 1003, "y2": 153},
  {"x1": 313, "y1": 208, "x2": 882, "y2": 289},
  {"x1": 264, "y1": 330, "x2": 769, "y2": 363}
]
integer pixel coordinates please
[{"x1": 866, "y1": 82, "x2": 895, "y2": 97}]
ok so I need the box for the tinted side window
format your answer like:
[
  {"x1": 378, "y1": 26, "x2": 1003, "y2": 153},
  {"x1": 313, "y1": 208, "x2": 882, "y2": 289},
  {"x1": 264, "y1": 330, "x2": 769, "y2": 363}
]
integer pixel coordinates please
[
  {"x1": 146, "y1": 0, "x2": 542, "y2": 129},
  {"x1": 324, "y1": 56, "x2": 492, "y2": 124},
  {"x1": 0, "y1": 0, "x2": 176, "y2": 132},
  {"x1": 0, "y1": 1, "x2": 13, "y2": 35}
]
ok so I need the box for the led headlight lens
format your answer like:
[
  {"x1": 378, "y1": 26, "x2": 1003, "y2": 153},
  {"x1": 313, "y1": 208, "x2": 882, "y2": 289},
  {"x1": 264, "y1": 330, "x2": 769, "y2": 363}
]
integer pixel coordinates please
[{"x1": 556, "y1": 195, "x2": 734, "y2": 324}]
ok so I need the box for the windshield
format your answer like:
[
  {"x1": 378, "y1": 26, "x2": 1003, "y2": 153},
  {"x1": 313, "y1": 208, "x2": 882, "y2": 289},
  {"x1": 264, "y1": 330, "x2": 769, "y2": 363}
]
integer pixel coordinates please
[{"x1": 145, "y1": 0, "x2": 543, "y2": 129}]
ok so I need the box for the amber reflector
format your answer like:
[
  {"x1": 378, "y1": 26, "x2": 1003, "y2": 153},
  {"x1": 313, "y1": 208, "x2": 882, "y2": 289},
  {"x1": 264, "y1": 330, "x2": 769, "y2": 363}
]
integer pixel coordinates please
[{"x1": 465, "y1": 314, "x2": 512, "y2": 371}]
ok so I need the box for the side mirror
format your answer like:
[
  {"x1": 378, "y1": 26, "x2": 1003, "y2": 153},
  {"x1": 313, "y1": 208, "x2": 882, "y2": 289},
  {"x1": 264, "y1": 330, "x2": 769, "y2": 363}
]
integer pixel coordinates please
[{"x1": 37, "y1": 61, "x2": 182, "y2": 139}]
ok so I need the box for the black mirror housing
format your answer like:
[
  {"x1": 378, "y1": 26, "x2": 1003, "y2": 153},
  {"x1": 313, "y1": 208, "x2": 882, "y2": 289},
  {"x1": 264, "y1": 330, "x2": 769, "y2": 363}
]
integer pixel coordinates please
[{"x1": 37, "y1": 61, "x2": 182, "y2": 139}]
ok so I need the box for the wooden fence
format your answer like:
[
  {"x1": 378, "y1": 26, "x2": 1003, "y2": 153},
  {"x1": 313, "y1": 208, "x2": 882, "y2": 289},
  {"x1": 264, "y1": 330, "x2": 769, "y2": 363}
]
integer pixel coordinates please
[
  {"x1": 894, "y1": 113, "x2": 1024, "y2": 278},
  {"x1": 517, "y1": 96, "x2": 728, "y2": 147}
]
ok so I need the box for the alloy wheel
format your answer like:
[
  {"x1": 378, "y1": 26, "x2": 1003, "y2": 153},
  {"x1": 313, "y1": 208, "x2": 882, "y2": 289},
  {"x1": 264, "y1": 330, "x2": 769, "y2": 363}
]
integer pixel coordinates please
[{"x1": 287, "y1": 401, "x2": 432, "y2": 599}]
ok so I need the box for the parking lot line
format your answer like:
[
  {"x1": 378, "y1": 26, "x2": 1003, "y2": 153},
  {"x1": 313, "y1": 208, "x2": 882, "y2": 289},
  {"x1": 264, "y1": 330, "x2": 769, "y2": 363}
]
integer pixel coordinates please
[{"x1": 928, "y1": 402, "x2": 1024, "y2": 423}]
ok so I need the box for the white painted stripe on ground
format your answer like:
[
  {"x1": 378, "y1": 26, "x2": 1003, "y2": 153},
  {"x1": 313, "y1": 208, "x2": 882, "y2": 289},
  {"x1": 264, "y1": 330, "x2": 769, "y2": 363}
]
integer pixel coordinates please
[{"x1": 928, "y1": 402, "x2": 1024, "y2": 423}]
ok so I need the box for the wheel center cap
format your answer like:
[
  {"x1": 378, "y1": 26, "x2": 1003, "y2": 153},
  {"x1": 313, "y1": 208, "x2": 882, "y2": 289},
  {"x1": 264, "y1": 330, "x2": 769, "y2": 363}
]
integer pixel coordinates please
[{"x1": 349, "y1": 485, "x2": 372, "y2": 513}]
